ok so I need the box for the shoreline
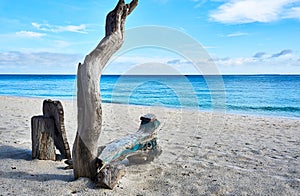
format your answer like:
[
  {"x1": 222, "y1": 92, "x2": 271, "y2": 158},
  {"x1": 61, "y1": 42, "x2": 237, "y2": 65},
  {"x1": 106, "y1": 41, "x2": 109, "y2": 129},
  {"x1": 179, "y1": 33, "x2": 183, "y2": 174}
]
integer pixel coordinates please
[
  {"x1": 1, "y1": 73, "x2": 300, "y2": 76},
  {"x1": 1, "y1": 74, "x2": 299, "y2": 120},
  {"x1": 0, "y1": 96, "x2": 299, "y2": 195},
  {"x1": 1, "y1": 95, "x2": 299, "y2": 120}
]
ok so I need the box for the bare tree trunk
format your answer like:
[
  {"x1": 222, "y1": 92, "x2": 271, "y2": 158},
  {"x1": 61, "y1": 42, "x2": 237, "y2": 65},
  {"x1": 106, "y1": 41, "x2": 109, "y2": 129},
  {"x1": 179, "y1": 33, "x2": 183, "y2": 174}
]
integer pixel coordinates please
[{"x1": 73, "y1": 0, "x2": 138, "y2": 179}]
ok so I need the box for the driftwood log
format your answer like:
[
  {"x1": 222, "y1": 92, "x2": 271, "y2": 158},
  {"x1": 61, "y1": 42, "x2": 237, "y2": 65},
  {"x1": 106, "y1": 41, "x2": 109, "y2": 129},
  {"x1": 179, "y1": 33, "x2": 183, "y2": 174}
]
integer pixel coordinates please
[
  {"x1": 31, "y1": 99, "x2": 71, "y2": 160},
  {"x1": 95, "y1": 114, "x2": 162, "y2": 189},
  {"x1": 72, "y1": 0, "x2": 138, "y2": 179},
  {"x1": 65, "y1": 114, "x2": 162, "y2": 189},
  {"x1": 97, "y1": 114, "x2": 161, "y2": 166}
]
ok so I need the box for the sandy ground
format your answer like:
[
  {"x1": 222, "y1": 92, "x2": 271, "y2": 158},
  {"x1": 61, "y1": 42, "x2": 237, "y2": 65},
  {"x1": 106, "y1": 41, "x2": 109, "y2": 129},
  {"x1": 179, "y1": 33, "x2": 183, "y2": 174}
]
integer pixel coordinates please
[{"x1": 0, "y1": 96, "x2": 299, "y2": 195}]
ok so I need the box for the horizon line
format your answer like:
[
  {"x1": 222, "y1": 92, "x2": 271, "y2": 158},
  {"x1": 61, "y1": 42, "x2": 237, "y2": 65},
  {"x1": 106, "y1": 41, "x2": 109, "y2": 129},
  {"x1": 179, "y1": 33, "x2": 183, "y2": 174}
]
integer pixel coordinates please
[{"x1": 0, "y1": 73, "x2": 300, "y2": 76}]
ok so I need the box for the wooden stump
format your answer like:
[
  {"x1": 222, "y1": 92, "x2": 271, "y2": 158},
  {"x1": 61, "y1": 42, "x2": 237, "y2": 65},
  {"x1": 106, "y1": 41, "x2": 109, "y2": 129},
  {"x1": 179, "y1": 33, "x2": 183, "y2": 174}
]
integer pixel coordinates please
[
  {"x1": 43, "y1": 100, "x2": 71, "y2": 159},
  {"x1": 31, "y1": 99, "x2": 71, "y2": 161},
  {"x1": 31, "y1": 116, "x2": 56, "y2": 160}
]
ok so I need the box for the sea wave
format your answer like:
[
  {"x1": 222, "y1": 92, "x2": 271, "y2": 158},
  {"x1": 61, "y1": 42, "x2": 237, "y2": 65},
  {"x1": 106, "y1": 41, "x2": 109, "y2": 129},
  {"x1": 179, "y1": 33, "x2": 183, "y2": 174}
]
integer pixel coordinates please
[{"x1": 227, "y1": 105, "x2": 300, "y2": 113}]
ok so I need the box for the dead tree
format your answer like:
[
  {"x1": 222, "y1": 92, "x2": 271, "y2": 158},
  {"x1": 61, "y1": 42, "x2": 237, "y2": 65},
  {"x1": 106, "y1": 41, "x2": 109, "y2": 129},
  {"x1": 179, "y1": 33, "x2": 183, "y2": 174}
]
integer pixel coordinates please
[{"x1": 72, "y1": 0, "x2": 138, "y2": 179}]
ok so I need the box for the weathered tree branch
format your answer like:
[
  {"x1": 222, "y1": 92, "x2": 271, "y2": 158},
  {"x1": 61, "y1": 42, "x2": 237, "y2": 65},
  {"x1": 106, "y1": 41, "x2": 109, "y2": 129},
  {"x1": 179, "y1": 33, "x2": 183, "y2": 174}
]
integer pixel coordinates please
[{"x1": 72, "y1": 0, "x2": 138, "y2": 179}]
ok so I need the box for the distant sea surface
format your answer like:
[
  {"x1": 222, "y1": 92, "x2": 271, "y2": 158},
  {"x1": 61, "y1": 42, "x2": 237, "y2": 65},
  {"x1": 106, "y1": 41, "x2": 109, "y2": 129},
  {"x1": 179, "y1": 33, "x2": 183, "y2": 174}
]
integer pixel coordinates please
[{"x1": 0, "y1": 74, "x2": 299, "y2": 118}]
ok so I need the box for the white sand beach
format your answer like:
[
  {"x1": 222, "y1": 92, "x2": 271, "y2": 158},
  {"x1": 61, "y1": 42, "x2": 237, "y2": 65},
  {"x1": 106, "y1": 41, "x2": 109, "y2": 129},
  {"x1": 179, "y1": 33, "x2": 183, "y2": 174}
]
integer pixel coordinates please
[{"x1": 0, "y1": 96, "x2": 299, "y2": 195}]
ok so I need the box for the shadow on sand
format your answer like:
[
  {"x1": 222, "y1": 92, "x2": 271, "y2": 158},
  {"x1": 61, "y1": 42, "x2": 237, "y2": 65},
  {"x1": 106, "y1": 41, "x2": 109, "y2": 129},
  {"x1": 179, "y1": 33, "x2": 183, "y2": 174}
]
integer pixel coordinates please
[
  {"x1": 0, "y1": 145, "x2": 75, "y2": 183},
  {"x1": 0, "y1": 170, "x2": 73, "y2": 182},
  {"x1": 0, "y1": 145, "x2": 32, "y2": 161}
]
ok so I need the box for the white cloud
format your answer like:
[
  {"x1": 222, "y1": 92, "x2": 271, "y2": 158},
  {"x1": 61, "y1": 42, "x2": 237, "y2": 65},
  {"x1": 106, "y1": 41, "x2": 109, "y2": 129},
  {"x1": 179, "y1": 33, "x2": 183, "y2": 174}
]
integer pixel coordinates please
[
  {"x1": 226, "y1": 32, "x2": 249, "y2": 37},
  {"x1": 203, "y1": 45, "x2": 219, "y2": 49},
  {"x1": 216, "y1": 56, "x2": 256, "y2": 66},
  {"x1": 107, "y1": 51, "x2": 300, "y2": 75},
  {"x1": 284, "y1": 6, "x2": 300, "y2": 19},
  {"x1": 104, "y1": 55, "x2": 200, "y2": 75},
  {"x1": 0, "y1": 51, "x2": 83, "y2": 74},
  {"x1": 192, "y1": 0, "x2": 208, "y2": 8},
  {"x1": 32, "y1": 22, "x2": 87, "y2": 34},
  {"x1": 1, "y1": 50, "x2": 299, "y2": 74},
  {"x1": 210, "y1": 0, "x2": 300, "y2": 24},
  {"x1": 58, "y1": 24, "x2": 87, "y2": 33},
  {"x1": 15, "y1": 31, "x2": 46, "y2": 38},
  {"x1": 214, "y1": 49, "x2": 300, "y2": 74},
  {"x1": 53, "y1": 40, "x2": 72, "y2": 48},
  {"x1": 104, "y1": 48, "x2": 299, "y2": 75}
]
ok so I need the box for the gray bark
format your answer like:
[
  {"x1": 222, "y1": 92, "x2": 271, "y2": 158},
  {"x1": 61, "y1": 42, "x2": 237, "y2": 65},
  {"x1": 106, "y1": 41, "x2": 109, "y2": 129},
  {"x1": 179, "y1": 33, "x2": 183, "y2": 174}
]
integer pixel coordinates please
[
  {"x1": 31, "y1": 99, "x2": 71, "y2": 161},
  {"x1": 43, "y1": 99, "x2": 71, "y2": 159},
  {"x1": 31, "y1": 116, "x2": 56, "y2": 160},
  {"x1": 72, "y1": 0, "x2": 138, "y2": 179}
]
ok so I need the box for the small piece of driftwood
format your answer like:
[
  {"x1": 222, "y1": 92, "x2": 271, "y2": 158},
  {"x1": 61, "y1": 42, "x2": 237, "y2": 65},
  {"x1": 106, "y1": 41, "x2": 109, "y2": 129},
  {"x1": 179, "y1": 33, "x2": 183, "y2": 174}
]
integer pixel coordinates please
[
  {"x1": 95, "y1": 164, "x2": 126, "y2": 189},
  {"x1": 31, "y1": 99, "x2": 71, "y2": 160},
  {"x1": 94, "y1": 114, "x2": 162, "y2": 189},
  {"x1": 31, "y1": 116, "x2": 56, "y2": 160}
]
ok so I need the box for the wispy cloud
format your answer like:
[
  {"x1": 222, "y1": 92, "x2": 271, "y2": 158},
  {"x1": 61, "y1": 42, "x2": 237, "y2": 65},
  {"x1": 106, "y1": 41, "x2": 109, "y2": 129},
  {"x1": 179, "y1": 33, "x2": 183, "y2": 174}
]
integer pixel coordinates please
[
  {"x1": 215, "y1": 49, "x2": 298, "y2": 67},
  {"x1": 107, "y1": 49, "x2": 300, "y2": 75},
  {"x1": 32, "y1": 22, "x2": 87, "y2": 34},
  {"x1": 167, "y1": 59, "x2": 182, "y2": 64},
  {"x1": 203, "y1": 45, "x2": 218, "y2": 49},
  {"x1": 15, "y1": 31, "x2": 46, "y2": 38},
  {"x1": 210, "y1": 0, "x2": 300, "y2": 24},
  {"x1": 271, "y1": 49, "x2": 293, "y2": 58},
  {"x1": 0, "y1": 51, "x2": 83, "y2": 73},
  {"x1": 53, "y1": 40, "x2": 72, "y2": 48},
  {"x1": 192, "y1": 0, "x2": 208, "y2": 8},
  {"x1": 215, "y1": 56, "x2": 257, "y2": 66},
  {"x1": 1, "y1": 49, "x2": 298, "y2": 74},
  {"x1": 104, "y1": 55, "x2": 200, "y2": 75},
  {"x1": 226, "y1": 32, "x2": 249, "y2": 37},
  {"x1": 284, "y1": 6, "x2": 300, "y2": 20},
  {"x1": 253, "y1": 52, "x2": 266, "y2": 58}
]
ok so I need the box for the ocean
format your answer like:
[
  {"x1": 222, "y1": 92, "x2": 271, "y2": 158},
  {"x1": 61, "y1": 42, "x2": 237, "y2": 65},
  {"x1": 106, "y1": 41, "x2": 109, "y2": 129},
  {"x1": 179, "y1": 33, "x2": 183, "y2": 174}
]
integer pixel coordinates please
[{"x1": 0, "y1": 74, "x2": 299, "y2": 118}]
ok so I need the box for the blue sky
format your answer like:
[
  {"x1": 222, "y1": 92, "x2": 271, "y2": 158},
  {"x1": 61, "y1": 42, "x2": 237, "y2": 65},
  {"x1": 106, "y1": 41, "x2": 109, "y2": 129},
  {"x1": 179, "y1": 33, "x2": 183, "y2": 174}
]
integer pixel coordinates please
[{"x1": 0, "y1": 0, "x2": 300, "y2": 74}]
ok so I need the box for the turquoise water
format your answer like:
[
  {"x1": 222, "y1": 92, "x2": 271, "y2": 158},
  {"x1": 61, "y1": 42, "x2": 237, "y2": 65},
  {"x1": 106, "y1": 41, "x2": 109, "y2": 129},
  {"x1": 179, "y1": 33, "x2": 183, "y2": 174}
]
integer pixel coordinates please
[{"x1": 0, "y1": 74, "x2": 299, "y2": 118}]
